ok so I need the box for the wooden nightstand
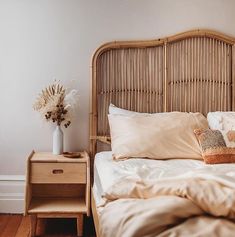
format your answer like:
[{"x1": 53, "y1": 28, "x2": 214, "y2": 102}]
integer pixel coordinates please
[{"x1": 25, "y1": 151, "x2": 90, "y2": 237}]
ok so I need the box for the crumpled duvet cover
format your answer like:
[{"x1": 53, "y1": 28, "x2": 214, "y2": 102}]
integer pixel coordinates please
[{"x1": 99, "y1": 170, "x2": 235, "y2": 237}]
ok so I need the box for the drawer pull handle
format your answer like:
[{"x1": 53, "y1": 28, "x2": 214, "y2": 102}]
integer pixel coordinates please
[{"x1": 52, "y1": 169, "x2": 64, "y2": 174}]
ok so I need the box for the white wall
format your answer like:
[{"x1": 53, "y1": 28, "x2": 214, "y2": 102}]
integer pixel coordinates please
[{"x1": 1, "y1": 0, "x2": 235, "y2": 175}]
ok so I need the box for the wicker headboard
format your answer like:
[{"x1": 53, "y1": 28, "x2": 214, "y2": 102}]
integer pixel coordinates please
[{"x1": 90, "y1": 29, "x2": 235, "y2": 157}]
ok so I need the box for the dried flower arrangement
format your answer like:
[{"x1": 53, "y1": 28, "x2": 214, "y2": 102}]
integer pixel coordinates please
[{"x1": 33, "y1": 82, "x2": 79, "y2": 128}]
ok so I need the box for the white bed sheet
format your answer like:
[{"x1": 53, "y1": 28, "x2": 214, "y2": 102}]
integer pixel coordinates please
[{"x1": 93, "y1": 151, "x2": 235, "y2": 207}]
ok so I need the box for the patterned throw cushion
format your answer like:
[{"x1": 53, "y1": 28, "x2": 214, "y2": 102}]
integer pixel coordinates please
[
  {"x1": 202, "y1": 147, "x2": 235, "y2": 164},
  {"x1": 207, "y1": 112, "x2": 235, "y2": 147},
  {"x1": 194, "y1": 128, "x2": 235, "y2": 164},
  {"x1": 194, "y1": 128, "x2": 226, "y2": 152},
  {"x1": 227, "y1": 130, "x2": 235, "y2": 142}
]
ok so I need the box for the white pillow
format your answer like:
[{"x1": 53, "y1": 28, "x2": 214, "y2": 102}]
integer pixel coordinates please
[
  {"x1": 207, "y1": 112, "x2": 235, "y2": 147},
  {"x1": 109, "y1": 112, "x2": 208, "y2": 160},
  {"x1": 109, "y1": 104, "x2": 153, "y2": 115}
]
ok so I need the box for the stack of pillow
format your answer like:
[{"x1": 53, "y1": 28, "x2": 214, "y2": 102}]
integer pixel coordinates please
[{"x1": 108, "y1": 104, "x2": 235, "y2": 164}]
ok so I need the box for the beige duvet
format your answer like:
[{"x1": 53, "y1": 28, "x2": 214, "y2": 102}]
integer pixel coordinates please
[{"x1": 99, "y1": 172, "x2": 235, "y2": 237}]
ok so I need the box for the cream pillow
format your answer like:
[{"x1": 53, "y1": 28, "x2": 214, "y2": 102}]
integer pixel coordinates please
[
  {"x1": 207, "y1": 112, "x2": 235, "y2": 147},
  {"x1": 108, "y1": 112, "x2": 208, "y2": 160},
  {"x1": 109, "y1": 104, "x2": 154, "y2": 115}
]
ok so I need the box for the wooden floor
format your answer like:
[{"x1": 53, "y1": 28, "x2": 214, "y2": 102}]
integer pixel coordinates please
[{"x1": 0, "y1": 214, "x2": 96, "y2": 237}]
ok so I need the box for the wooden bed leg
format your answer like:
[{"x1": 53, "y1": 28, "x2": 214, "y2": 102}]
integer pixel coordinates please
[
  {"x1": 77, "y1": 214, "x2": 84, "y2": 236},
  {"x1": 30, "y1": 215, "x2": 37, "y2": 237}
]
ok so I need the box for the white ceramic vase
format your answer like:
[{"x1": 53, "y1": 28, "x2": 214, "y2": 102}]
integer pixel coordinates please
[{"x1": 53, "y1": 125, "x2": 63, "y2": 155}]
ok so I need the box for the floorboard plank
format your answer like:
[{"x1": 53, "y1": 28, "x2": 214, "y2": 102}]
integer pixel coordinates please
[
  {"x1": 15, "y1": 216, "x2": 30, "y2": 237},
  {"x1": 0, "y1": 214, "x2": 22, "y2": 237},
  {"x1": 0, "y1": 214, "x2": 10, "y2": 235}
]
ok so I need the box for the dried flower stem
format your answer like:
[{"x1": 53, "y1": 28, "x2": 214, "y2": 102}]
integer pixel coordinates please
[{"x1": 33, "y1": 82, "x2": 77, "y2": 128}]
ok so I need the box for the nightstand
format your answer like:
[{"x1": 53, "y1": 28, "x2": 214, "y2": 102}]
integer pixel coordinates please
[{"x1": 25, "y1": 151, "x2": 90, "y2": 237}]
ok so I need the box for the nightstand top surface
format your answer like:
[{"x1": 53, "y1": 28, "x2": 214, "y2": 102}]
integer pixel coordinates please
[{"x1": 30, "y1": 151, "x2": 89, "y2": 163}]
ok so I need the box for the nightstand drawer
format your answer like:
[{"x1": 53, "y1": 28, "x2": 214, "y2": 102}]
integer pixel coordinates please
[{"x1": 30, "y1": 163, "x2": 86, "y2": 184}]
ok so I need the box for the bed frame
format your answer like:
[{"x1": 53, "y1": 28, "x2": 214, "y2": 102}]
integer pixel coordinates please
[{"x1": 89, "y1": 29, "x2": 235, "y2": 236}]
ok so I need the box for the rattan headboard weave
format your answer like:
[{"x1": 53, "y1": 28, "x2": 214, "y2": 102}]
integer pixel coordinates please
[{"x1": 90, "y1": 29, "x2": 235, "y2": 157}]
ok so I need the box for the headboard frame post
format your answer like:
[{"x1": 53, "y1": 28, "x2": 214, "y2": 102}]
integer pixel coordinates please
[
  {"x1": 232, "y1": 45, "x2": 235, "y2": 111},
  {"x1": 164, "y1": 42, "x2": 168, "y2": 112},
  {"x1": 90, "y1": 29, "x2": 235, "y2": 157}
]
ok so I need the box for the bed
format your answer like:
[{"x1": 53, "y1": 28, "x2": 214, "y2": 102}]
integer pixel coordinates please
[{"x1": 89, "y1": 29, "x2": 235, "y2": 237}]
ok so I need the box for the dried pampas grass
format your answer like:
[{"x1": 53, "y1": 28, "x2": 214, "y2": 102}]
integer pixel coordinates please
[{"x1": 33, "y1": 82, "x2": 79, "y2": 128}]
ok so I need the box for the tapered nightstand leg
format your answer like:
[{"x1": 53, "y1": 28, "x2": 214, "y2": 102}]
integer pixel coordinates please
[
  {"x1": 30, "y1": 215, "x2": 37, "y2": 237},
  {"x1": 77, "y1": 214, "x2": 84, "y2": 236}
]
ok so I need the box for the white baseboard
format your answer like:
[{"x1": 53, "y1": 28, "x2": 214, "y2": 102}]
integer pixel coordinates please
[{"x1": 0, "y1": 175, "x2": 25, "y2": 213}]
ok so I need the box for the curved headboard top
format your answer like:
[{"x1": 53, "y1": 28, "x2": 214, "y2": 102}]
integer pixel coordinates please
[
  {"x1": 90, "y1": 29, "x2": 235, "y2": 156},
  {"x1": 92, "y1": 29, "x2": 235, "y2": 60}
]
